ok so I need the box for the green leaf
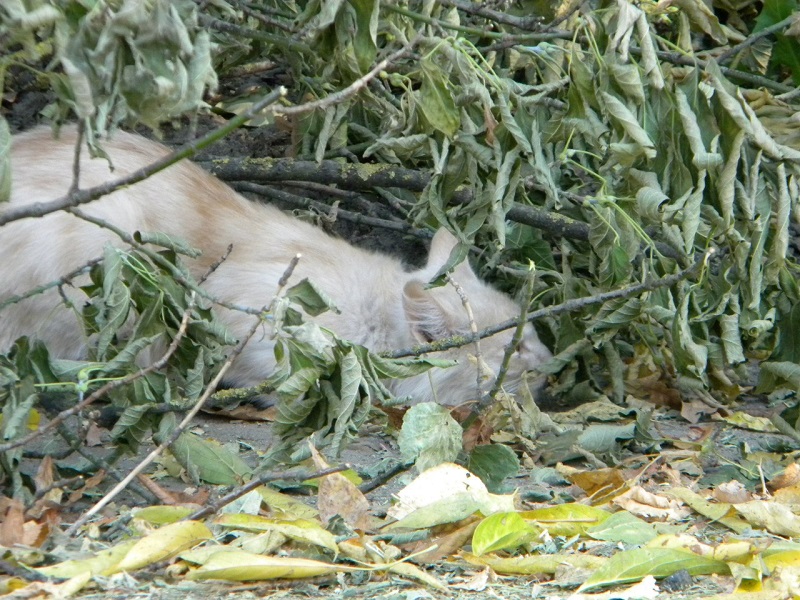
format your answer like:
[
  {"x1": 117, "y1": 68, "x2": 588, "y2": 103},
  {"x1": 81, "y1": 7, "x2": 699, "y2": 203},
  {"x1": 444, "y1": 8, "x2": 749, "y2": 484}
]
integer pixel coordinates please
[
  {"x1": 168, "y1": 432, "x2": 253, "y2": 485},
  {"x1": 586, "y1": 511, "x2": 658, "y2": 545},
  {"x1": 398, "y1": 402, "x2": 462, "y2": 471},
  {"x1": 285, "y1": 279, "x2": 339, "y2": 317},
  {"x1": 349, "y1": 0, "x2": 378, "y2": 73},
  {"x1": 418, "y1": 60, "x2": 460, "y2": 138},
  {"x1": 578, "y1": 548, "x2": 729, "y2": 592},
  {"x1": 472, "y1": 512, "x2": 538, "y2": 556},
  {"x1": 467, "y1": 444, "x2": 519, "y2": 493},
  {"x1": 133, "y1": 231, "x2": 201, "y2": 258}
]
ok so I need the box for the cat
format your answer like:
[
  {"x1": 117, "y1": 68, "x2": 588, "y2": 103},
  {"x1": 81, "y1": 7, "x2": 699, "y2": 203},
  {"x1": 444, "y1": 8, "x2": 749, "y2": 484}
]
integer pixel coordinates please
[{"x1": 0, "y1": 126, "x2": 552, "y2": 406}]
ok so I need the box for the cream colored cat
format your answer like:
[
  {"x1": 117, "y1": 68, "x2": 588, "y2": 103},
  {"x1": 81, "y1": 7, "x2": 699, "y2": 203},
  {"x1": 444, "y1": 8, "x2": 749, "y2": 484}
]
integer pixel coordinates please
[{"x1": 0, "y1": 126, "x2": 551, "y2": 406}]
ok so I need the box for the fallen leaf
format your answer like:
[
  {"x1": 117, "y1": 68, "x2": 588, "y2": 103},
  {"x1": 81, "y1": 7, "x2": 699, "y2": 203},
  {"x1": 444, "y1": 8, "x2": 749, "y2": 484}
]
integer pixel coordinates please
[
  {"x1": 613, "y1": 486, "x2": 690, "y2": 521},
  {"x1": 735, "y1": 501, "x2": 800, "y2": 537},
  {"x1": 216, "y1": 514, "x2": 338, "y2": 554},
  {"x1": 311, "y1": 445, "x2": 371, "y2": 530},
  {"x1": 471, "y1": 511, "x2": 539, "y2": 556},
  {"x1": 386, "y1": 463, "x2": 515, "y2": 529},
  {"x1": 463, "y1": 551, "x2": 607, "y2": 575},
  {"x1": 713, "y1": 480, "x2": 751, "y2": 504},
  {"x1": 186, "y1": 550, "x2": 357, "y2": 581},
  {"x1": 578, "y1": 548, "x2": 728, "y2": 592},
  {"x1": 521, "y1": 503, "x2": 611, "y2": 537},
  {"x1": 769, "y1": 463, "x2": 800, "y2": 491},
  {"x1": 114, "y1": 520, "x2": 213, "y2": 573}
]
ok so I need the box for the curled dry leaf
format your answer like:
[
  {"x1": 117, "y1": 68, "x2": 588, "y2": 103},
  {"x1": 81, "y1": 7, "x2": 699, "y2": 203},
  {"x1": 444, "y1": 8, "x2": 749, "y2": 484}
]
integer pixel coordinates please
[
  {"x1": 310, "y1": 444, "x2": 371, "y2": 530},
  {"x1": 769, "y1": 463, "x2": 800, "y2": 491},
  {"x1": 613, "y1": 486, "x2": 691, "y2": 521},
  {"x1": 712, "y1": 480, "x2": 752, "y2": 504}
]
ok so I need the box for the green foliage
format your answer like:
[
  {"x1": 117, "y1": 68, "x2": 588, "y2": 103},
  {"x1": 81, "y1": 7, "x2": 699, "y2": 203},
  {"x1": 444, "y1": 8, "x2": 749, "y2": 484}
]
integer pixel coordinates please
[
  {"x1": 0, "y1": 0, "x2": 216, "y2": 136},
  {"x1": 397, "y1": 402, "x2": 462, "y2": 471}
]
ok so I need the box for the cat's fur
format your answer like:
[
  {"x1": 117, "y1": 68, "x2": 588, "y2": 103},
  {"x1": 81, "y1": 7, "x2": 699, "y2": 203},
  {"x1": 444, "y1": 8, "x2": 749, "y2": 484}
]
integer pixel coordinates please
[{"x1": 0, "y1": 126, "x2": 551, "y2": 406}]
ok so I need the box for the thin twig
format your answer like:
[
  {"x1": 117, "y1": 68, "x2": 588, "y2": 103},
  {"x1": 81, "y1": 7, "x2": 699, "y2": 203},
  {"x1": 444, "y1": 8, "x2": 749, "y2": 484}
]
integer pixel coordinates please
[
  {"x1": 487, "y1": 267, "x2": 536, "y2": 400},
  {"x1": 66, "y1": 255, "x2": 303, "y2": 534},
  {"x1": 716, "y1": 13, "x2": 798, "y2": 64},
  {"x1": 198, "y1": 14, "x2": 310, "y2": 54},
  {"x1": 446, "y1": 275, "x2": 483, "y2": 400},
  {"x1": 188, "y1": 465, "x2": 349, "y2": 521},
  {"x1": 358, "y1": 461, "x2": 411, "y2": 495},
  {"x1": 386, "y1": 251, "x2": 710, "y2": 359},
  {"x1": 0, "y1": 294, "x2": 196, "y2": 454},
  {"x1": 439, "y1": 0, "x2": 543, "y2": 31},
  {"x1": 68, "y1": 122, "x2": 84, "y2": 195},
  {"x1": 0, "y1": 257, "x2": 101, "y2": 312},
  {"x1": 64, "y1": 294, "x2": 206, "y2": 534},
  {"x1": 0, "y1": 88, "x2": 286, "y2": 227},
  {"x1": 233, "y1": 182, "x2": 427, "y2": 238},
  {"x1": 273, "y1": 41, "x2": 418, "y2": 117}
]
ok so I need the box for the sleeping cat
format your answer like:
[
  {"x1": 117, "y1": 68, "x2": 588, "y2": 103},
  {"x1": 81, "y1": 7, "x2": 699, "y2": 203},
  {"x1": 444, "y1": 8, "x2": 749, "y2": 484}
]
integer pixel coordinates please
[{"x1": 0, "y1": 126, "x2": 551, "y2": 406}]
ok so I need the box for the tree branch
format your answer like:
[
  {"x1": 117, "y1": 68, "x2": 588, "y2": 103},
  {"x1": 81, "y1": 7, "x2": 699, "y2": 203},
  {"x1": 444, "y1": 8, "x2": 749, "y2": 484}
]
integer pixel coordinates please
[
  {"x1": 0, "y1": 88, "x2": 286, "y2": 227},
  {"x1": 385, "y1": 250, "x2": 710, "y2": 359}
]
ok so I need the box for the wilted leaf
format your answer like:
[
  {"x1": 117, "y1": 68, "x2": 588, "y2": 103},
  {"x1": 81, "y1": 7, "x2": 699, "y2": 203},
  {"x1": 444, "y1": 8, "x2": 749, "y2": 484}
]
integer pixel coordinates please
[
  {"x1": 215, "y1": 514, "x2": 339, "y2": 554},
  {"x1": 398, "y1": 402, "x2": 462, "y2": 471},
  {"x1": 735, "y1": 500, "x2": 800, "y2": 537},
  {"x1": 37, "y1": 541, "x2": 136, "y2": 579},
  {"x1": 463, "y1": 551, "x2": 607, "y2": 575},
  {"x1": 133, "y1": 506, "x2": 196, "y2": 525},
  {"x1": 114, "y1": 521, "x2": 212, "y2": 574},
  {"x1": 386, "y1": 463, "x2": 515, "y2": 529},
  {"x1": 186, "y1": 550, "x2": 356, "y2": 581},
  {"x1": 387, "y1": 561, "x2": 448, "y2": 591}
]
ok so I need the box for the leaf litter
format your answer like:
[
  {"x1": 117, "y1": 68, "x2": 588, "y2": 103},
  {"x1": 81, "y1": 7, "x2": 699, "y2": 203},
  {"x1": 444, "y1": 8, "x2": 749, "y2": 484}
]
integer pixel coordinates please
[{"x1": 3, "y1": 0, "x2": 800, "y2": 598}]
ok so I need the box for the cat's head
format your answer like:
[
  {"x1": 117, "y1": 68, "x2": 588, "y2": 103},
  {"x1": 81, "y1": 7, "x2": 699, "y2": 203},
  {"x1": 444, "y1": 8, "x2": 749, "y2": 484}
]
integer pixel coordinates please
[{"x1": 393, "y1": 228, "x2": 552, "y2": 407}]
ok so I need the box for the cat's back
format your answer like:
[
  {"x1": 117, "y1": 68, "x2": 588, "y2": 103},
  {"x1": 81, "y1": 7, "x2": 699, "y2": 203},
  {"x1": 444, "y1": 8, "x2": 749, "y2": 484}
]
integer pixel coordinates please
[{"x1": 7, "y1": 126, "x2": 173, "y2": 207}]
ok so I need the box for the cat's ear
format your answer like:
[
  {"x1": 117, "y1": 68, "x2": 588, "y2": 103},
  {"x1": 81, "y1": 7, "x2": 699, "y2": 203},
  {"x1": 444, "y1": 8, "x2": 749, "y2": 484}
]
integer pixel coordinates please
[
  {"x1": 402, "y1": 280, "x2": 456, "y2": 343},
  {"x1": 427, "y1": 228, "x2": 459, "y2": 266},
  {"x1": 426, "y1": 228, "x2": 478, "y2": 282}
]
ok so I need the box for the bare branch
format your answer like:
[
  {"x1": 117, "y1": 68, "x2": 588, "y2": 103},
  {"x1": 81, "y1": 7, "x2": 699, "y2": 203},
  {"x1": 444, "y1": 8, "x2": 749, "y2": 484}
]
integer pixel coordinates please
[
  {"x1": 386, "y1": 251, "x2": 711, "y2": 359},
  {"x1": 0, "y1": 88, "x2": 286, "y2": 228}
]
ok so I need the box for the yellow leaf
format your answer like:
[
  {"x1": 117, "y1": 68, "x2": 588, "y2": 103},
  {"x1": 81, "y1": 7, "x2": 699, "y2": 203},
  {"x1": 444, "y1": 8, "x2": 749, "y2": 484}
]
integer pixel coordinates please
[
  {"x1": 646, "y1": 533, "x2": 713, "y2": 556},
  {"x1": 764, "y1": 550, "x2": 800, "y2": 570},
  {"x1": 462, "y1": 551, "x2": 607, "y2": 575},
  {"x1": 37, "y1": 540, "x2": 137, "y2": 579},
  {"x1": 258, "y1": 486, "x2": 319, "y2": 519},
  {"x1": 720, "y1": 412, "x2": 779, "y2": 433},
  {"x1": 114, "y1": 521, "x2": 213, "y2": 573},
  {"x1": 521, "y1": 503, "x2": 611, "y2": 537},
  {"x1": 387, "y1": 562, "x2": 448, "y2": 591},
  {"x1": 216, "y1": 514, "x2": 338, "y2": 554},
  {"x1": 735, "y1": 501, "x2": 800, "y2": 537},
  {"x1": 133, "y1": 505, "x2": 195, "y2": 525},
  {"x1": 664, "y1": 486, "x2": 748, "y2": 533},
  {"x1": 186, "y1": 550, "x2": 356, "y2": 581}
]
